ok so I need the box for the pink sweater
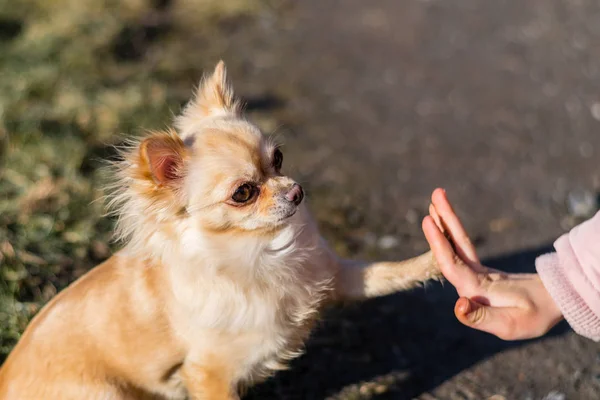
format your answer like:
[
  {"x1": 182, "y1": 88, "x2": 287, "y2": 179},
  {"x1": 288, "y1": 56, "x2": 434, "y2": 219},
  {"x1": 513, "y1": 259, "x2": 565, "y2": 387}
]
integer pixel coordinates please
[{"x1": 536, "y1": 210, "x2": 600, "y2": 341}]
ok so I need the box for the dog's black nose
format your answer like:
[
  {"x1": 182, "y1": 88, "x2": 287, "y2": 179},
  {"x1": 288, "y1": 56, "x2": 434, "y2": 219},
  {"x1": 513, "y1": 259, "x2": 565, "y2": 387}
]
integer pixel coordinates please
[{"x1": 285, "y1": 184, "x2": 304, "y2": 206}]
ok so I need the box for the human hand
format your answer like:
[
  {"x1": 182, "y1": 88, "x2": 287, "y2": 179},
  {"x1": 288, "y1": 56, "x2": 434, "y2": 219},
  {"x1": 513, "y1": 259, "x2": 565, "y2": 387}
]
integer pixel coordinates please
[{"x1": 422, "y1": 188, "x2": 564, "y2": 340}]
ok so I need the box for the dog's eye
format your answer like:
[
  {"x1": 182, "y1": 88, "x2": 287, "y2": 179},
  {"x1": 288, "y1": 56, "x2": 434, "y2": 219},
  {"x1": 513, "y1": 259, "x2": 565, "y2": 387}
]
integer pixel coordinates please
[
  {"x1": 232, "y1": 183, "x2": 257, "y2": 203},
  {"x1": 273, "y1": 149, "x2": 283, "y2": 170}
]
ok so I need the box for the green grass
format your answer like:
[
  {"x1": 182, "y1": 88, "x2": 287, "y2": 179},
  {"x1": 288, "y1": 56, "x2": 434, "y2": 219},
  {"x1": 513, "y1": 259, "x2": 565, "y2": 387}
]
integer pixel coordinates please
[{"x1": 0, "y1": 0, "x2": 265, "y2": 361}]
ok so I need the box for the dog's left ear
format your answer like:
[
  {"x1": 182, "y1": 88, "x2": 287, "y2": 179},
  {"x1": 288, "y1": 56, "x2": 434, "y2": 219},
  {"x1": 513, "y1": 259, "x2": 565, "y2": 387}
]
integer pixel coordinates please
[{"x1": 175, "y1": 61, "x2": 241, "y2": 134}]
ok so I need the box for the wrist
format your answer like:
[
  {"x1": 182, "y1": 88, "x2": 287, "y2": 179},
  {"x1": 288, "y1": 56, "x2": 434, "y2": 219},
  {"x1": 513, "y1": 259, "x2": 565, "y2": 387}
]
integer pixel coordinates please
[{"x1": 535, "y1": 275, "x2": 564, "y2": 324}]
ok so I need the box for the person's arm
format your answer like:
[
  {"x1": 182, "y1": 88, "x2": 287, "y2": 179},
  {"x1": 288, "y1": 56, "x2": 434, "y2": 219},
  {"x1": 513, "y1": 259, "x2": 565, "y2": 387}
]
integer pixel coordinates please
[{"x1": 536, "y1": 211, "x2": 600, "y2": 341}]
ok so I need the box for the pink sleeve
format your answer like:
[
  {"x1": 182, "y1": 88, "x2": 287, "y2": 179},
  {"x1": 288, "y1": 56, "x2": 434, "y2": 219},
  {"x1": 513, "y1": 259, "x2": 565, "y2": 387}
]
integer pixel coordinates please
[{"x1": 536, "y1": 211, "x2": 600, "y2": 341}]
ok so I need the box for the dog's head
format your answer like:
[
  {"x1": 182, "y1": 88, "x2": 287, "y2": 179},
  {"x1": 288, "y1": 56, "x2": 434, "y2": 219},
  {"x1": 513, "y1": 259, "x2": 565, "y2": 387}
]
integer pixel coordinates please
[{"x1": 111, "y1": 62, "x2": 303, "y2": 251}]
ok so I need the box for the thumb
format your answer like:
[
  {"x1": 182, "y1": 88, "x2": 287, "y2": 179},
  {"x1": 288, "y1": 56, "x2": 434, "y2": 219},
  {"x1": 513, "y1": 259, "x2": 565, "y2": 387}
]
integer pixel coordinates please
[{"x1": 454, "y1": 297, "x2": 518, "y2": 340}]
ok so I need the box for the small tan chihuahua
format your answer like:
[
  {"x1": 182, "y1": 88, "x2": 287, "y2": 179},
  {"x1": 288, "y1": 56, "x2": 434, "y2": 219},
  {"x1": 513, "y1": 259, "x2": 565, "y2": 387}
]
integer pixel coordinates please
[{"x1": 0, "y1": 62, "x2": 440, "y2": 399}]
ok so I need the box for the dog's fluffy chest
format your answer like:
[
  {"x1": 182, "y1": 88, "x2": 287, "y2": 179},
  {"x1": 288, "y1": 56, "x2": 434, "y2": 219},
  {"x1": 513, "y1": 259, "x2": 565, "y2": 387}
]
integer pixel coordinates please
[{"x1": 168, "y1": 221, "x2": 334, "y2": 383}]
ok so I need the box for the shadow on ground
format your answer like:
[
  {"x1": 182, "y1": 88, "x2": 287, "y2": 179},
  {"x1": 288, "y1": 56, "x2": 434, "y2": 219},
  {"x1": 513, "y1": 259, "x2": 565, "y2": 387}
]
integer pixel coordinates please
[{"x1": 245, "y1": 244, "x2": 568, "y2": 399}]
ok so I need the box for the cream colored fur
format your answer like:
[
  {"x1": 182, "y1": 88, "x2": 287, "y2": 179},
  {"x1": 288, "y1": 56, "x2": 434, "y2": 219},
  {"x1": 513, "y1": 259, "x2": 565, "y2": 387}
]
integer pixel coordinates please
[{"x1": 0, "y1": 62, "x2": 441, "y2": 400}]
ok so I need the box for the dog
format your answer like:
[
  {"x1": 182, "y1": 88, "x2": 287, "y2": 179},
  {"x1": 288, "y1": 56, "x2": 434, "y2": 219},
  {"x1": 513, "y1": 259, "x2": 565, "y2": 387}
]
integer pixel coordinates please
[{"x1": 0, "y1": 62, "x2": 441, "y2": 399}]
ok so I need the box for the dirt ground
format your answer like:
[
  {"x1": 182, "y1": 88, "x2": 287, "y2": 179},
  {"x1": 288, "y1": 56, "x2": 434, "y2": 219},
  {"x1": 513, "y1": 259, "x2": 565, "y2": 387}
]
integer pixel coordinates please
[{"x1": 217, "y1": 0, "x2": 600, "y2": 398}]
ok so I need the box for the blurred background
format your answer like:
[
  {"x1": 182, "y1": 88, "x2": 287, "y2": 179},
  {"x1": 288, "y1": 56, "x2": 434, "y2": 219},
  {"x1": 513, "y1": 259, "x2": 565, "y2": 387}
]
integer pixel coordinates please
[{"x1": 1, "y1": 0, "x2": 600, "y2": 398}]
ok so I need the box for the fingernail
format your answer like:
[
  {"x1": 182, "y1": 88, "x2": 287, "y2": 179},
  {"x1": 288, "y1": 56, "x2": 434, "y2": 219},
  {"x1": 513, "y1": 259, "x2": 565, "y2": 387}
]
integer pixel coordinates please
[{"x1": 457, "y1": 298, "x2": 471, "y2": 314}]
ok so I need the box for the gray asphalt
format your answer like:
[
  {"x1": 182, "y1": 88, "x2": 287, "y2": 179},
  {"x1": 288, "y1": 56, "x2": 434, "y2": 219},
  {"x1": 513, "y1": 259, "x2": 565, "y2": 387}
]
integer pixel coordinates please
[{"x1": 218, "y1": 1, "x2": 600, "y2": 398}]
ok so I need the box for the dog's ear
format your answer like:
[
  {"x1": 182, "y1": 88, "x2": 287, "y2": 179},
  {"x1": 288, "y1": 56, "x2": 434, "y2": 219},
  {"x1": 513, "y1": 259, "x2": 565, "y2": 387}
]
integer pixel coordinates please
[
  {"x1": 107, "y1": 129, "x2": 188, "y2": 249},
  {"x1": 175, "y1": 61, "x2": 241, "y2": 133},
  {"x1": 196, "y1": 60, "x2": 239, "y2": 116},
  {"x1": 139, "y1": 130, "x2": 187, "y2": 186}
]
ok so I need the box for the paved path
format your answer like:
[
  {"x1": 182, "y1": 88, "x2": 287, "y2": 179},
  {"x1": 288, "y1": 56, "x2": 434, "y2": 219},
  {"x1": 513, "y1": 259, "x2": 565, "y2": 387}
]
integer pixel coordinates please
[{"x1": 225, "y1": 1, "x2": 600, "y2": 398}]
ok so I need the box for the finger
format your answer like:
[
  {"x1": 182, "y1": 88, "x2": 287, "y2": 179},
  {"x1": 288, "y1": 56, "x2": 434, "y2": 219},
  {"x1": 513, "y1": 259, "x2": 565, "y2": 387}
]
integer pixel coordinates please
[
  {"x1": 454, "y1": 297, "x2": 522, "y2": 340},
  {"x1": 429, "y1": 204, "x2": 443, "y2": 231},
  {"x1": 430, "y1": 203, "x2": 458, "y2": 253},
  {"x1": 431, "y1": 188, "x2": 480, "y2": 265},
  {"x1": 422, "y1": 216, "x2": 479, "y2": 291}
]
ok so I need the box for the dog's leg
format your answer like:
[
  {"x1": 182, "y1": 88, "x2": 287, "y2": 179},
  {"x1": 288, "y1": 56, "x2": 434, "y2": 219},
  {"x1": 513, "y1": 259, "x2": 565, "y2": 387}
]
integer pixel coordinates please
[
  {"x1": 181, "y1": 360, "x2": 238, "y2": 400},
  {"x1": 333, "y1": 250, "x2": 442, "y2": 300}
]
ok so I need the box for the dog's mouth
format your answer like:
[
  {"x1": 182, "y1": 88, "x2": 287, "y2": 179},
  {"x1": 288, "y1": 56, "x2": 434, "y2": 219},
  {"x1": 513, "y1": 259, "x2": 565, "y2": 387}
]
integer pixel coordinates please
[
  {"x1": 278, "y1": 207, "x2": 298, "y2": 221},
  {"x1": 286, "y1": 209, "x2": 297, "y2": 218}
]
